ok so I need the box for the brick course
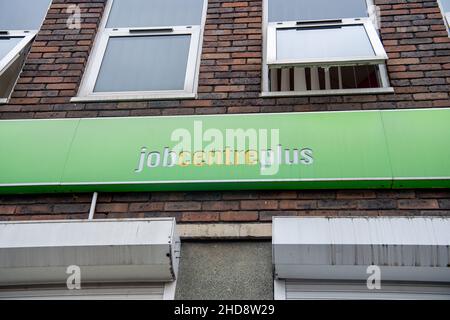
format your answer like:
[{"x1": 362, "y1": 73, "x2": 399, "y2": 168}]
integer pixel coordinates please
[
  {"x1": 0, "y1": 0, "x2": 449, "y2": 222},
  {"x1": 0, "y1": 0, "x2": 449, "y2": 118},
  {"x1": 1, "y1": 190, "x2": 449, "y2": 222}
]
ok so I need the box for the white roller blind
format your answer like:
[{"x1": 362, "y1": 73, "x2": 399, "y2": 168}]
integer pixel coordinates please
[
  {"x1": 284, "y1": 280, "x2": 450, "y2": 300},
  {"x1": 0, "y1": 284, "x2": 166, "y2": 300}
]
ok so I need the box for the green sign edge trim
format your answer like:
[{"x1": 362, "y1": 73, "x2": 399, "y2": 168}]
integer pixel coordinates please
[{"x1": 1, "y1": 108, "x2": 449, "y2": 194}]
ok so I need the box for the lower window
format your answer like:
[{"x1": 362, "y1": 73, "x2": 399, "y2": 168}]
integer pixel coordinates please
[
  {"x1": 0, "y1": 282, "x2": 176, "y2": 300},
  {"x1": 264, "y1": 19, "x2": 393, "y2": 96},
  {"x1": 76, "y1": 28, "x2": 201, "y2": 101},
  {"x1": 0, "y1": 34, "x2": 35, "y2": 102},
  {"x1": 275, "y1": 279, "x2": 450, "y2": 300},
  {"x1": 269, "y1": 64, "x2": 386, "y2": 92}
]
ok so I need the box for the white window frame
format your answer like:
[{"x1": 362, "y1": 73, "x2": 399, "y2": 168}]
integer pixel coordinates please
[
  {"x1": 73, "y1": 0, "x2": 208, "y2": 102},
  {"x1": 0, "y1": 0, "x2": 52, "y2": 103},
  {"x1": 0, "y1": 31, "x2": 36, "y2": 104},
  {"x1": 438, "y1": 0, "x2": 450, "y2": 34},
  {"x1": 0, "y1": 32, "x2": 36, "y2": 104},
  {"x1": 262, "y1": 0, "x2": 394, "y2": 97},
  {"x1": 0, "y1": 31, "x2": 35, "y2": 74},
  {"x1": 267, "y1": 19, "x2": 387, "y2": 68},
  {"x1": 274, "y1": 279, "x2": 450, "y2": 300},
  {"x1": 0, "y1": 282, "x2": 177, "y2": 300}
]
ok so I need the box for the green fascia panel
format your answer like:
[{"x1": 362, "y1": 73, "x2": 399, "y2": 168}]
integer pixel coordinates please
[
  {"x1": 60, "y1": 111, "x2": 391, "y2": 186},
  {"x1": 0, "y1": 119, "x2": 79, "y2": 188},
  {"x1": 0, "y1": 108, "x2": 449, "y2": 194},
  {"x1": 381, "y1": 109, "x2": 450, "y2": 188}
]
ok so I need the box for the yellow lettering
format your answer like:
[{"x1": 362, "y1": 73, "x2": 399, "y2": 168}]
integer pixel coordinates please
[
  {"x1": 178, "y1": 151, "x2": 191, "y2": 167},
  {"x1": 207, "y1": 150, "x2": 223, "y2": 166},
  {"x1": 225, "y1": 147, "x2": 232, "y2": 165},
  {"x1": 193, "y1": 151, "x2": 205, "y2": 167},
  {"x1": 245, "y1": 150, "x2": 258, "y2": 165}
]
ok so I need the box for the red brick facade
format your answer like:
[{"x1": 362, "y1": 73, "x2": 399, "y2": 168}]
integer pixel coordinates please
[
  {"x1": 1, "y1": 190, "x2": 450, "y2": 222},
  {"x1": 0, "y1": 0, "x2": 449, "y2": 222}
]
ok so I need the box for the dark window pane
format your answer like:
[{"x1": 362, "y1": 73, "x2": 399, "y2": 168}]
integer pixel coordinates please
[
  {"x1": 268, "y1": 65, "x2": 382, "y2": 92},
  {"x1": 355, "y1": 65, "x2": 370, "y2": 88},
  {"x1": 329, "y1": 67, "x2": 340, "y2": 89},
  {"x1": 94, "y1": 35, "x2": 191, "y2": 92},
  {"x1": 355, "y1": 65, "x2": 380, "y2": 88},
  {"x1": 368, "y1": 65, "x2": 381, "y2": 88},
  {"x1": 318, "y1": 67, "x2": 326, "y2": 90},
  {"x1": 341, "y1": 66, "x2": 357, "y2": 89},
  {"x1": 269, "y1": 0, "x2": 368, "y2": 22},
  {"x1": 107, "y1": 0, "x2": 204, "y2": 28},
  {"x1": 0, "y1": 0, "x2": 50, "y2": 30}
]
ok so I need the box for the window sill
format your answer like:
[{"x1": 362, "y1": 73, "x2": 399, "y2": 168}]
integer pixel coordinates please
[
  {"x1": 70, "y1": 93, "x2": 197, "y2": 103},
  {"x1": 260, "y1": 87, "x2": 395, "y2": 98}
]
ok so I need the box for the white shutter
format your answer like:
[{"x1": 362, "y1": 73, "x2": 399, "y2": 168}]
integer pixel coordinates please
[
  {"x1": 0, "y1": 284, "x2": 166, "y2": 300},
  {"x1": 283, "y1": 280, "x2": 450, "y2": 300}
]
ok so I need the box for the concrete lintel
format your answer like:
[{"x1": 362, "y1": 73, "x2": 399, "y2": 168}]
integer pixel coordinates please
[{"x1": 178, "y1": 223, "x2": 272, "y2": 240}]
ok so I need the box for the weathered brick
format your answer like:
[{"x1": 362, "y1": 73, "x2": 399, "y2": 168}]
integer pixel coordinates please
[
  {"x1": 0, "y1": 206, "x2": 16, "y2": 215},
  {"x1": 337, "y1": 191, "x2": 377, "y2": 199},
  {"x1": 398, "y1": 199, "x2": 440, "y2": 209},
  {"x1": 220, "y1": 211, "x2": 258, "y2": 221},
  {"x1": 95, "y1": 203, "x2": 129, "y2": 213},
  {"x1": 15, "y1": 205, "x2": 52, "y2": 214},
  {"x1": 1, "y1": 0, "x2": 450, "y2": 225},
  {"x1": 241, "y1": 200, "x2": 278, "y2": 210},
  {"x1": 357, "y1": 199, "x2": 397, "y2": 210},
  {"x1": 164, "y1": 202, "x2": 202, "y2": 211},
  {"x1": 182, "y1": 212, "x2": 219, "y2": 222},
  {"x1": 202, "y1": 201, "x2": 240, "y2": 211},
  {"x1": 438, "y1": 200, "x2": 450, "y2": 209},
  {"x1": 279, "y1": 200, "x2": 317, "y2": 210},
  {"x1": 53, "y1": 204, "x2": 91, "y2": 213},
  {"x1": 318, "y1": 200, "x2": 358, "y2": 210}
]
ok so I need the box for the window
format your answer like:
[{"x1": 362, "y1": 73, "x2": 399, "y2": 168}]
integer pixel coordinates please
[
  {"x1": 0, "y1": 219, "x2": 180, "y2": 300},
  {"x1": 75, "y1": 0, "x2": 207, "y2": 102},
  {"x1": 0, "y1": 283, "x2": 175, "y2": 300},
  {"x1": 275, "y1": 280, "x2": 450, "y2": 300},
  {"x1": 0, "y1": 0, "x2": 51, "y2": 103},
  {"x1": 273, "y1": 217, "x2": 450, "y2": 300},
  {"x1": 438, "y1": 0, "x2": 450, "y2": 32},
  {"x1": 263, "y1": 0, "x2": 393, "y2": 96}
]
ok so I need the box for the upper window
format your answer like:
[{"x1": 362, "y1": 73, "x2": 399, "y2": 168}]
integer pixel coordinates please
[
  {"x1": 75, "y1": 0, "x2": 207, "y2": 102},
  {"x1": 0, "y1": 0, "x2": 51, "y2": 102},
  {"x1": 268, "y1": 0, "x2": 369, "y2": 22},
  {"x1": 263, "y1": 0, "x2": 392, "y2": 96},
  {"x1": 439, "y1": 0, "x2": 450, "y2": 32}
]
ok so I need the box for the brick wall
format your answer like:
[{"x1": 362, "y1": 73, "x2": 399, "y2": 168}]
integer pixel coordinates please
[
  {"x1": 2, "y1": 0, "x2": 105, "y2": 117},
  {"x1": 0, "y1": 0, "x2": 449, "y2": 222},
  {"x1": 0, "y1": 0, "x2": 449, "y2": 118},
  {"x1": 1, "y1": 190, "x2": 449, "y2": 222}
]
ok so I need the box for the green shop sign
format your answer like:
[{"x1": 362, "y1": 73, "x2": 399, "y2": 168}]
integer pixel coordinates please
[{"x1": 0, "y1": 108, "x2": 449, "y2": 194}]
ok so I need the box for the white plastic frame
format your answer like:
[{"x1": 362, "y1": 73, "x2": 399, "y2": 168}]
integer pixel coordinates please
[
  {"x1": 0, "y1": 32, "x2": 36, "y2": 77},
  {"x1": 261, "y1": 0, "x2": 392, "y2": 95},
  {"x1": 74, "y1": 0, "x2": 207, "y2": 102},
  {"x1": 437, "y1": 0, "x2": 450, "y2": 34},
  {"x1": 0, "y1": 282, "x2": 177, "y2": 300},
  {"x1": 0, "y1": 31, "x2": 36, "y2": 102},
  {"x1": 266, "y1": 19, "x2": 388, "y2": 68},
  {"x1": 0, "y1": 0, "x2": 52, "y2": 103},
  {"x1": 77, "y1": 27, "x2": 201, "y2": 98}
]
